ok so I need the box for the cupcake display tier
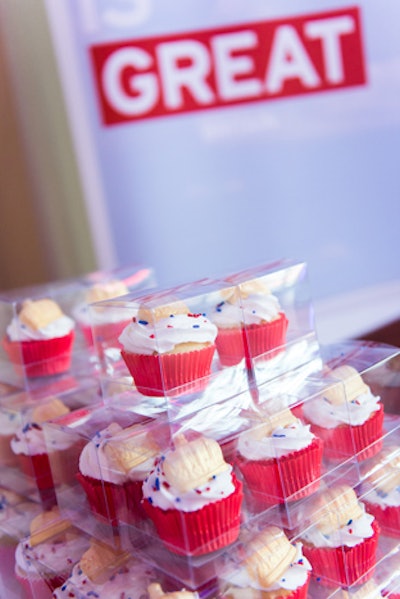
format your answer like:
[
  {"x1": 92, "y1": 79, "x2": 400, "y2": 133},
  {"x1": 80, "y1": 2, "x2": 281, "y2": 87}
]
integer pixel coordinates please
[{"x1": 0, "y1": 260, "x2": 398, "y2": 598}]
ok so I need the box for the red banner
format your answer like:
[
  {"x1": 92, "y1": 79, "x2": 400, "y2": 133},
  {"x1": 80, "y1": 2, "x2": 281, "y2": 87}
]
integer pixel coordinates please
[{"x1": 90, "y1": 6, "x2": 366, "y2": 125}]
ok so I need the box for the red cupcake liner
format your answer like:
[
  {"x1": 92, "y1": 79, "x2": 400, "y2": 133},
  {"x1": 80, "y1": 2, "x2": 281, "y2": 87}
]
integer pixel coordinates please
[
  {"x1": 3, "y1": 331, "x2": 74, "y2": 378},
  {"x1": 121, "y1": 344, "x2": 216, "y2": 396},
  {"x1": 215, "y1": 312, "x2": 288, "y2": 367},
  {"x1": 17, "y1": 453, "x2": 54, "y2": 491},
  {"x1": 302, "y1": 519, "x2": 380, "y2": 588},
  {"x1": 363, "y1": 501, "x2": 400, "y2": 538},
  {"x1": 236, "y1": 436, "x2": 323, "y2": 507},
  {"x1": 76, "y1": 473, "x2": 126, "y2": 526},
  {"x1": 143, "y1": 474, "x2": 243, "y2": 556},
  {"x1": 308, "y1": 405, "x2": 384, "y2": 462}
]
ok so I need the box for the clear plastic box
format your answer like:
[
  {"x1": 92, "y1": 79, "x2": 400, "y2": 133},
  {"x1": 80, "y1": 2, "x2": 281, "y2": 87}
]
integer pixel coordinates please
[
  {"x1": 92, "y1": 259, "x2": 318, "y2": 403},
  {"x1": 0, "y1": 264, "x2": 156, "y2": 390}
]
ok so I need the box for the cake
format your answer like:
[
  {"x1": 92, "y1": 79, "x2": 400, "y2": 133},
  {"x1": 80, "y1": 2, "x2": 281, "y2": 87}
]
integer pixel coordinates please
[
  {"x1": 212, "y1": 280, "x2": 288, "y2": 367},
  {"x1": 302, "y1": 365, "x2": 384, "y2": 461},
  {"x1": 10, "y1": 398, "x2": 77, "y2": 506},
  {"x1": 3, "y1": 298, "x2": 75, "y2": 377},
  {"x1": 73, "y1": 279, "x2": 130, "y2": 349},
  {"x1": 77, "y1": 421, "x2": 160, "y2": 525},
  {"x1": 300, "y1": 484, "x2": 380, "y2": 587},
  {"x1": 220, "y1": 526, "x2": 311, "y2": 598},
  {"x1": 119, "y1": 301, "x2": 217, "y2": 395},
  {"x1": 15, "y1": 507, "x2": 90, "y2": 597},
  {"x1": 142, "y1": 434, "x2": 243, "y2": 555},
  {"x1": 236, "y1": 407, "x2": 323, "y2": 507},
  {"x1": 362, "y1": 445, "x2": 400, "y2": 537},
  {"x1": 52, "y1": 538, "x2": 154, "y2": 598}
]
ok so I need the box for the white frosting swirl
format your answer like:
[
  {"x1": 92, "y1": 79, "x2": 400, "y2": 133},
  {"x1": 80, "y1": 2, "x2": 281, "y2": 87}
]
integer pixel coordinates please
[
  {"x1": 224, "y1": 543, "x2": 311, "y2": 593},
  {"x1": 301, "y1": 506, "x2": 375, "y2": 548},
  {"x1": 238, "y1": 420, "x2": 315, "y2": 460},
  {"x1": 7, "y1": 315, "x2": 75, "y2": 342},
  {"x1": 119, "y1": 313, "x2": 217, "y2": 355},
  {"x1": 213, "y1": 294, "x2": 281, "y2": 328},
  {"x1": 52, "y1": 559, "x2": 152, "y2": 598},
  {"x1": 142, "y1": 456, "x2": 235, "y2": 512},
  {"x1": 302, "y1": 389, "x2": 381, "y2": 429},
  {"x1": 11, "y1": 422, "x2": 74, "y2": 456}
]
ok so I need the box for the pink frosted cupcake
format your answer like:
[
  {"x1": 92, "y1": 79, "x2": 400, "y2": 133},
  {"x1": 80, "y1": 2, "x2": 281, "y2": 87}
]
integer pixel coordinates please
[
  {"x1": 300, "y1": 484, "x2": 380, "y2": 588},
  {"x1": 77, "y1": 422, "x2": 160, "y2": 525},
  {"x1": 302, "y1": 365, "x2": 384, "y2": 462},
  {"x1": 361, "y1": 446, "x2": 400, "y2": 538},
  {"x1": 212, "y1": 280, "x2": 288, "y2": 367},
  {"x1": 119, "y1": 302, "x2": 217, "y2": 396},
  {"x1": 142, "y1": 434, "x2": 243, "y2": 556},
  {"x1": 220, "y1": 526, "x2": 311, "y2": 598},
  {"x1": 3, "y1": 298, "x2": 75, "y2": 378},
  {"x1": 236, "y1": 408, "x2": 323, "y2": 508}
]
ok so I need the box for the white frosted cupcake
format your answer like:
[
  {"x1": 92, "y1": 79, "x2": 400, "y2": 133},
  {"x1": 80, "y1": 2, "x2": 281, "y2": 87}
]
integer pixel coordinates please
[{"x1": 119, "y1": 302, "x2": 217, "y2": 395}]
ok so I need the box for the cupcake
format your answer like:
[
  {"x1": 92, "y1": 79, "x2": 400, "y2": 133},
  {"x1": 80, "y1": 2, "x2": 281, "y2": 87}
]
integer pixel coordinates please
[
  {"x1": 361, "y1": 446, "x2": 400, "y2": 538},
  {"x1": 300, "y1": 484, "x2": 380, "y2": 587},
  {"x1": 212, "y1": 280, "x2": 288, "y2": 367},
  {"x1": 77, "y1": 421, "x2": 160, "y2": 525},
  {"x1": 10, "y1": 398, "x2": 78, "y2": 506},
  {"x1": 236, "y1": 408, "x2": 323, "y2": 507},
  {"x1": 119, "y1": 301, "x2": 217, "y2": 396},
  {"x1": 0, "y1": 489, "x2": 42, "y2": 576},
  {"x1": 3, "y1": 298, "x2": 75, "y2": 378},
  {"x1": 73, "y1": 280, "x2": 129, "y2": 349},
  {"x1": 15, "y1": 507, "x2": 90, "y2": 598},
  {"x1": 52, "y1": 538, "x2": 154, "y2": 598},
  {"x1": 302, "y1": 365, "x2": 384, "y2": 462},
  {"x1": 148, "y1": 583, "x2": 199, "y2": 598},
  {"x1": 142, "y1": 434, "x2": 243, "y2": 556},
  {"x1": 220, "y1": 526, "x2": 311, "y2": 598}
]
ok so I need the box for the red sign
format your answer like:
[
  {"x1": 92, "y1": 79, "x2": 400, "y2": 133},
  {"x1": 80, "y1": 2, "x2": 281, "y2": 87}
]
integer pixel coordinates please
[{"x1": 90, "y1": 7, "x2": 366, "y2": 125}]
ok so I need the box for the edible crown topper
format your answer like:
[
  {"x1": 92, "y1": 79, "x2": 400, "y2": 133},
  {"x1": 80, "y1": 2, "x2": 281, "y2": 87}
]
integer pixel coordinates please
[
  {"x1": 312, "y1": 485, "x2": 363, "y2": 534},
  {"x1": 29, "y1": 507, "x2": 71, "y2": 547},
  {"x1": 245, "y1": 526, "x2": 297, "y2": 588},
  {"x1": 80, "y1": 539, "x2": 130, "y2": 584},
  {"x1": 104, "y1": 427, "x2": 159, "y2": 473},
  {"x1": 222, "y1": 279, "x2": 271, "y2": 304},
  {"x1": 323, "y1": 365, "x2": 369, "y2": 405},
  {"x1": 138, "y1": 301, "x2": 189, "y2": 323},
  {"x1": 245, "y1": 408, "x2": 298, "y2": 441},
  {"x1": 20, "y1": 299, "x2": 64, "y2": 330},
  {"x1": 86, "y1": 280, "x2": 128, "y2": 303},
  {"x1": 163, "y1": 435, "x2": 228, "y2": 493}
]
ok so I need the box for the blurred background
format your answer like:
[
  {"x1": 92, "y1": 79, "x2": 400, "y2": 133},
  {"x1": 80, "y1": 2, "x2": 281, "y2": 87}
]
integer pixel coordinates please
[{"x1": 1, "y1": 0, "x2": 399, "y2": 343}]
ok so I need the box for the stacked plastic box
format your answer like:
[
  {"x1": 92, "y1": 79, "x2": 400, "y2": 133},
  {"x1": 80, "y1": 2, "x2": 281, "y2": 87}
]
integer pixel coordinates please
[
  {"x1": 0, "y1": 259, "x2": 399, "y2": 598},
  {"x1": 0, "y1": 264, "x2": 156, "y2": 598}
]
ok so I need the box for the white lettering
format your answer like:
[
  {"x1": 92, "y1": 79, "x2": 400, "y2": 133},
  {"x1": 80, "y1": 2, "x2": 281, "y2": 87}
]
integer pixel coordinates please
[
  {"x1": 102, "y1": 47, "x2": 158, "y2": 115},
  {"x1": 212, "y1": 30, "x2": 262, "y2": 100},
  {"x1": 305, "y1": 16, "x2": 355, "y2": 84},
  {"x1": 266, "y1": 25, "x2": 320, "y2": 93},
  {"x1": 157, "y1": 40, "x2": 214, "y2": 109}
]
